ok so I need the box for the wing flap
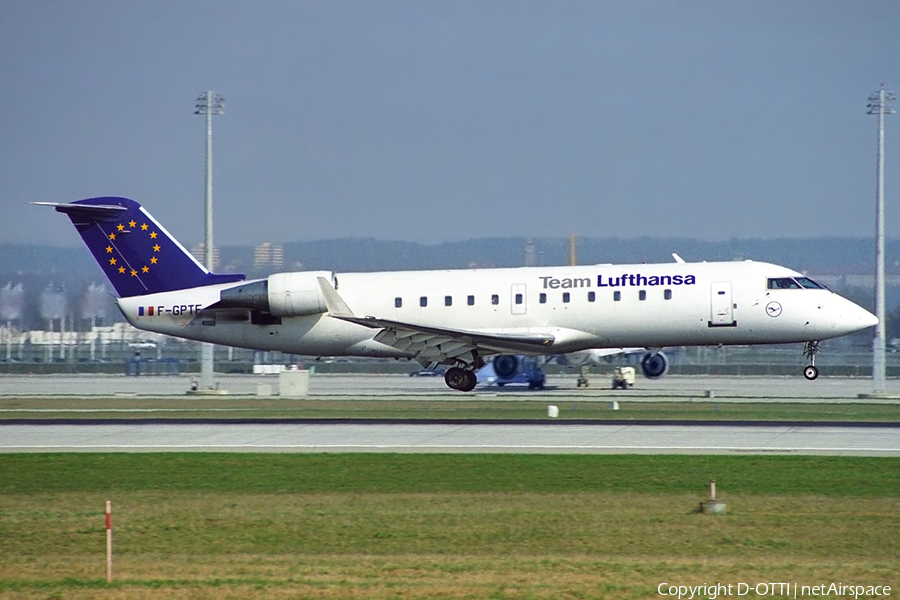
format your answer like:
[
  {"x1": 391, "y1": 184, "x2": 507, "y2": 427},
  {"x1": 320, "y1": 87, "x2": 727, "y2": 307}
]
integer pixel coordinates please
[{"x1": 336, "y1": 314, "x2": 555, "y2": 365}]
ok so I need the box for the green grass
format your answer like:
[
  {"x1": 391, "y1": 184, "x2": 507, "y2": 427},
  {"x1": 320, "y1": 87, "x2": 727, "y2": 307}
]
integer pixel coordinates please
[
  {"x1": 1, "y1": 454, "x2": 898, "y2": 496},
  {"x1": 1, "y1": 455, "x2": 898, "y2": 599},
  {"x1": 2, "y1": 398, "x2": 900, "y2": 422}
]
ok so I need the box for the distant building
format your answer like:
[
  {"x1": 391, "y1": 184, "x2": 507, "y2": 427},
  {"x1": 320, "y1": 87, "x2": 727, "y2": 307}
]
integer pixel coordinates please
[
  {"x1": 190, "y1": 243, "x2": 219, "y2": 270},
  {"x1": 272, "y1": 245, "x2": 284, "y2": 269},
  {"x1": 253, "y1": 243, "x2": 284, "y2": 271}
]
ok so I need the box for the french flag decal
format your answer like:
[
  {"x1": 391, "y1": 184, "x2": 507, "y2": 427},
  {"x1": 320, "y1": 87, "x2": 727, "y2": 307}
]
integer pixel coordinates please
[{"x1": 138, "y1": 306, "x2": 144, "y2": 316}]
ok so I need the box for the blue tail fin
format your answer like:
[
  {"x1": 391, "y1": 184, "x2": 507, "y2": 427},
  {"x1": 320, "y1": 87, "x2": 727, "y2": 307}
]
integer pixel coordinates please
[{"x1": 47, "y1": 197, "x2": 244, "y2": 297}]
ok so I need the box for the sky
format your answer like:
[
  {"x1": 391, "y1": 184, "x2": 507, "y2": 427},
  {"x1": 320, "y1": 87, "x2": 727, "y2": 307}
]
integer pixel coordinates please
[{"x1": 2, "y1": 0, "x2": 900, "y2": 247}]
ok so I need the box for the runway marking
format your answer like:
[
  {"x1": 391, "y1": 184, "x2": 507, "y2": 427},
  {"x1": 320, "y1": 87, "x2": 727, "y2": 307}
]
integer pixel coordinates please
[{"x1": 1, "y1": 444, "x2": 898, "y2": 452}]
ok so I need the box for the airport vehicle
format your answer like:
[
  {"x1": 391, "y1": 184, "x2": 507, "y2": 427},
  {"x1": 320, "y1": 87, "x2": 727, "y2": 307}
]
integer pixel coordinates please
[
  {"x1": 482, "y1": 347, "x2": 649, "y2": 390},
  {"x1": 41, "y1": 197, "x2": 878, "y2": 392},
  {"x1": 476, "y1": 355, "x2": 547, "y2": 389},
  {"x1": 611, "y1": 366, "x2": 636, "y2": 389}
]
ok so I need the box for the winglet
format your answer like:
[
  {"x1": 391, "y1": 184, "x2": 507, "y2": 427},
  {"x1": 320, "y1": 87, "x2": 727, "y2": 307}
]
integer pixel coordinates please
[
  {"x1": 317, "y1": 277, "x2": 354, "y2": 317},
  {"x1": 672, "y1": 253, "x2": 686, "y2": 264}
]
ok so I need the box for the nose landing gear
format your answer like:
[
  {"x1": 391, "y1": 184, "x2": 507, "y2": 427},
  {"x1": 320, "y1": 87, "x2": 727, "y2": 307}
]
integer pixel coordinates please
[{"x1": 803, "y1": 341, "x2": 820, "y2": 380}]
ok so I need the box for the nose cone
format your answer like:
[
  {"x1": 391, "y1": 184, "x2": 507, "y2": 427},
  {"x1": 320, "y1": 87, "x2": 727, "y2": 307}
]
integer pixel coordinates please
[
  {"x1": 860, "y1": 307, "x2": 879, "y2": 329},
  {"x1": 838, "y1": 300, "x2": 878, "y2": 335}
]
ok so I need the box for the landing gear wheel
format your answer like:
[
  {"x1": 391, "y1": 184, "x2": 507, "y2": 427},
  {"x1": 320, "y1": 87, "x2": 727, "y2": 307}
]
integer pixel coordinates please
[
  {"x1": 803, "y1": 341, "x2": 820, "y2": 381},
  {"x1": 460, "y1": 370, "x2": 477, "y2": 392},
  {"x1": 444, "y1": 367, "x2": 466, "y2": 390},
  {"x1": 444, "y1": 367, "x2": 477, "y2": 392}
]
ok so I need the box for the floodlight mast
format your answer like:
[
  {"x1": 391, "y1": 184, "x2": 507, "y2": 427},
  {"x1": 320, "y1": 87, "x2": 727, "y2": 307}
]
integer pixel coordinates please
[
  {"x1": 194, "y1": 91, "x2": 225, "y2": 391},
  {"x1": 867, "y1": 84, "x2": 895, "y2": 389}
]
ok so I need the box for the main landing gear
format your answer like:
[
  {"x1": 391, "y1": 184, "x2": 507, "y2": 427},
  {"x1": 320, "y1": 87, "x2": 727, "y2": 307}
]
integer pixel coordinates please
[
  {"x1": 803, "y1": 341, "x2": 820, "y2": 380},
  {"x1": 444, "y1": 366, "x2": 477, "y2": 392}
]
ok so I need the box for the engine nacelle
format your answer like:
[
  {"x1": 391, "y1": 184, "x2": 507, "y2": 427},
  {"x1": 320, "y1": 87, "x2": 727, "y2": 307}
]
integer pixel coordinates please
[
  {"x1": 493, "y1": 355, "x2": 519, "y2": 378},
  {"x1": 218, "y1": 271, "x2": 334, "y2": 317},
  {"x1": 640, "y1": 351, "x2": 669, "y2": 379}
]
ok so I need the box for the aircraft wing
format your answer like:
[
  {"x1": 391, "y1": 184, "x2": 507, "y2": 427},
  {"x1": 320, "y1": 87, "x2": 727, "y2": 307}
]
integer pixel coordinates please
[{"x1": 333, "y1": 314, "x2": 555, "y2": 367}]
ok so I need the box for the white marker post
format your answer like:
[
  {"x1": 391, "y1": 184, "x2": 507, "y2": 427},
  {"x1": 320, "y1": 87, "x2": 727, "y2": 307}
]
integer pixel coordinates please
[{"x1": 105, "y1": 500, "x2": 112, "y2": 583}]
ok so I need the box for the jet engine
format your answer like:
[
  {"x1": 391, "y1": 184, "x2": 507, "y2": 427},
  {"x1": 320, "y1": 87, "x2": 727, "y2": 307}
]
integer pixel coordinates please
[
  {"x1": 492, "y1": 355, "x2": 519, "y2": 378},
  {"x1": 640, "y1": 351, "x2": 669, "y2": 379},
  {"x1": 218, "y1": 271, "x2": 334, "y2": 317}
]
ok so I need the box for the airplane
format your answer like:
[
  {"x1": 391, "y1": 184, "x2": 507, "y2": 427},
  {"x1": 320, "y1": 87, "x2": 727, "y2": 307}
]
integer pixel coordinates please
[{"x1": 39, "y1": 196, "x2": 878, "y2": 392}]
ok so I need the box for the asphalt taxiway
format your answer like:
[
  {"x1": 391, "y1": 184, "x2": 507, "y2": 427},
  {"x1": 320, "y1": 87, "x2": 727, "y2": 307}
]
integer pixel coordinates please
[
  {"x1": 2, "y1": 422, "x2": 898, "y2": 456},
  {"x1": 2, "y1": 372, "x2": 900, "y2": 400},
  {"x1": 2, "y1": 373, "x2": 898, "y2": 455}
]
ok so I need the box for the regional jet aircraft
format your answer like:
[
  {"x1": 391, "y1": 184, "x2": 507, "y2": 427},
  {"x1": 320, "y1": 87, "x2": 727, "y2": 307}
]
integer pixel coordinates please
[{"x1": 40, "y1": 197, "x2": 877, "y2": 391}]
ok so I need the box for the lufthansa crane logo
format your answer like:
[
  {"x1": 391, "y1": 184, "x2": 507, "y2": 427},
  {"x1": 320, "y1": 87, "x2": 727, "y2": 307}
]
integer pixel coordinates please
[{"x1": 766, "y1": 301, "x2": 782, "y2": 318}]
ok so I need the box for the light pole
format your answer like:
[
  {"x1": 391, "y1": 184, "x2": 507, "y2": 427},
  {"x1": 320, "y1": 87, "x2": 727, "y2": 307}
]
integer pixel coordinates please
[
  {"x1": 194, "y1": 91, "x2": 225, "y2": 390},
  {"x1": 867, "y1": 84, "x2": 895, "y2": 389}
]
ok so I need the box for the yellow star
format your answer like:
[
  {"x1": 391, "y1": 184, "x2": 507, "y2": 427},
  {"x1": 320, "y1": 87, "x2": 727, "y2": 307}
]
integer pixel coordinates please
[
  {"x1": 142, "y1": 266, "x2": 149, "y2": 273},
  {"x1": 117, "y1": 224, "x2": 125, "y2": 231},
  {"x1": 149, "y1": 231, "x2": 158, "y2": 239},
  {"x1": 150, "y1": 256, "x2": 158, "y2": 264},
  {"x1": 153, "y1": 244, "x2": 160, "y2": 252},
  {"x1": 109, "y1": 258, "x2": 117, "y2": 265},
  {"x1": 130, "y1": 269, "x2": 137, "y2": 277},
  {"x1": 118, "y1": 266, "x2": 125, "y2": 274},
  {"x1": 109, "y1": 233, "x2": 116, "y2": 240},
  {"x1": 141, "y1": 223, "x2": 148, "y2": 231},
  {"x1": 106, "y1": 246, "x2": 113, "y2": 253},
  {"x1": 129, "y1": 220, "x2": 137, "y2": 228}
]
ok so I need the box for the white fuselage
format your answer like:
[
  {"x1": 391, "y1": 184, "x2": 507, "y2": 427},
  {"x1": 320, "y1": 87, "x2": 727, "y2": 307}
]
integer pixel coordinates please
[{"x1": 116, "y1": 260, "x2": 876, "y2": 358}]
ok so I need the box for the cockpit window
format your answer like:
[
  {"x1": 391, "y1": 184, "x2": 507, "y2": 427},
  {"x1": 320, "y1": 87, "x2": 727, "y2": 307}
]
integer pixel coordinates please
[
  {"x1": 767, "y1": 277, "x2": 801, "y2": 290},
  {"x1": 767, "y1": 277, "x2": 826, "y2": 290},
  {"x1": 795, "y1": 277, "x2": 825, "y2": 290}
]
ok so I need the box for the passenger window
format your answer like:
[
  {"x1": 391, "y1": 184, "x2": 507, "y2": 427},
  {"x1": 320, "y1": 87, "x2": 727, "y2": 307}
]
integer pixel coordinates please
[
  {"x1": 394, "y1": 297, "x2": 402, "y2": 308},
  {"x1": 491, "y1": 294, "x2": 499, "y2": 305},
  {"x1": 515, "y1": 293, "x2": 523, "y2": 305},
  {"x1": 588, "y1": 291, "x2": 595, "y2": 302},
  {"x1": 467, "y1": 295, "x2": 475, "y2": 306},
  {"x1": 562, "y1": 292, "x2": 570, "y2": 303},
  {"x1": 420, "y1": 296, "x2": 427, "y2": 307},
  {"x1": 539, "y1": 293, "x2": 547, "y2": 304},
  {"x1": 613, "y1": 291, "x2": 621, "y2": 302},
  {"x1": 639, "y1": 290, "x2": 647, "y2": 301},
  {"x1": 664, "y1": 289, "x2": 672, "y2": 300},
  {"x1": 445, "y1": 295, "x2": 452, "y2": 307}
]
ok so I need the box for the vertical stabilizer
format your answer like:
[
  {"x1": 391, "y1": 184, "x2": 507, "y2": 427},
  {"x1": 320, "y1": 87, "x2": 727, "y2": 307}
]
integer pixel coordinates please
[{"x1": 42, "y1": 197, "x2": 244, "y2": 297}]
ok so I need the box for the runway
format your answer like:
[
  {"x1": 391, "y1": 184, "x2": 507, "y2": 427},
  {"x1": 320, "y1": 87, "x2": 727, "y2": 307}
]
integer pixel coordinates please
[
  {"x1": 2, "y1": 422, "x2": 898, "y2": 455},
  {"x1": 3, "y1": 373, "x2": 900, "y2": 400},
  {"x1": 2, "y1": 373, "x2": 898, "y2": 456}
]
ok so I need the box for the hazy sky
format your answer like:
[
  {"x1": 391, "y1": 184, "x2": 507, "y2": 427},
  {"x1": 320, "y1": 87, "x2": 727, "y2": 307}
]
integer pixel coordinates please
[{"x1": 2, "y1": 1, "x2": 900, "y2": 247}]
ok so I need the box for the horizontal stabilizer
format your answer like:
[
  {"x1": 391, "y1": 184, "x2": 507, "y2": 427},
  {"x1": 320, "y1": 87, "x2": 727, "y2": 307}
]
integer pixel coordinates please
[{"x1": 33, "y1": 202, "x2": 127, "y2": 222}]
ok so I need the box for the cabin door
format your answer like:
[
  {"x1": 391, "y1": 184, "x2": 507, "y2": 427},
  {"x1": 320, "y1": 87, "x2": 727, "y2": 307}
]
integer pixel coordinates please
[
  {"x1": 709, "y1": 281, "x2": 735, "y2": 326},
  {"x1": 510, "y1": 283, "x2": 527, "y2": 315}
]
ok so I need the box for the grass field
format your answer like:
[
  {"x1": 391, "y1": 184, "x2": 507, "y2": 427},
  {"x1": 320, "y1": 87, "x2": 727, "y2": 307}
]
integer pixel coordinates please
[
  {"x1": 1, "y1": 454, "x2": 898, "y2": 599},
  {"x1": 2, "y1": 397, "x2": 900, "y2": 422}
]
